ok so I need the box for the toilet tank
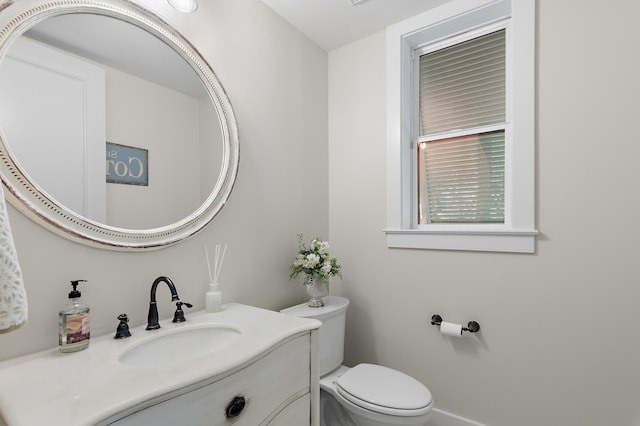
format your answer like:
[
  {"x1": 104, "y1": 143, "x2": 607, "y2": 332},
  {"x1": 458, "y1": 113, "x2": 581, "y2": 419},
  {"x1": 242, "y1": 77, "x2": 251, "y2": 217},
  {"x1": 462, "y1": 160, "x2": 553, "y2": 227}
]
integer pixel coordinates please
[{"x1": 281, "y1": 296, "x2": 349, "y2": 376}]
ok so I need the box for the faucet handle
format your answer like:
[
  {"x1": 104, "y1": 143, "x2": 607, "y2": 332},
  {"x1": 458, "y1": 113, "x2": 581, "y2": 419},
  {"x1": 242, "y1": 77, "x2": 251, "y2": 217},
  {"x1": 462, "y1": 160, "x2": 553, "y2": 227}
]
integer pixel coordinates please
[
  {"x1": 172, "y1": 301, "x2": 193, "y2": 323},
  {"x1": 114, "y1": 314, "x2": 132, "y2": 339}
]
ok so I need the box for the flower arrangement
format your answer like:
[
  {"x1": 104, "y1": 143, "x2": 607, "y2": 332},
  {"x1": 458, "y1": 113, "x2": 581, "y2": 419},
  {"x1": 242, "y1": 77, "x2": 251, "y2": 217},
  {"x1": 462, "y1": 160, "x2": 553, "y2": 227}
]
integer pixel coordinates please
[{"x1": 290, "y1": 235, "x2": 341, "y2": 286}]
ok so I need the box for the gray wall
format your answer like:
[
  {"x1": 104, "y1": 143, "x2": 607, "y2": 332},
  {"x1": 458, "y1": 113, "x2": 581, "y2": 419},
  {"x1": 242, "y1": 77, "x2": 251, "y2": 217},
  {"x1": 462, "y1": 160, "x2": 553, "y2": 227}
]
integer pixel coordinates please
[{"x1": 329, "y1": 1, "x2": 640, "y2": 425}]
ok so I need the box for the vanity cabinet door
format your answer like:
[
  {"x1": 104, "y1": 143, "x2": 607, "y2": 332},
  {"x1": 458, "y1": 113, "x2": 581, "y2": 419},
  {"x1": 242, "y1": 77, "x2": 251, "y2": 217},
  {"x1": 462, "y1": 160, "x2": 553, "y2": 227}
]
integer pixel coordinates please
[
  {"x1": 268, "y1": 393, "x2": 311, "y2": 425},
  {"x1": 109, "y1": 333, "x2": 312, "y2": 426}
]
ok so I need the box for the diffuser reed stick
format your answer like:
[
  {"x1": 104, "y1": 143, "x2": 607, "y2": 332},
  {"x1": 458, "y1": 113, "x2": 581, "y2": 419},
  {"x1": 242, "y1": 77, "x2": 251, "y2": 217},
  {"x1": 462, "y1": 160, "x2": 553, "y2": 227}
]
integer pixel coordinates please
[
  {"x1": 204, "y1": 243, "x2": 227, "y2": 284},
  {"x1": 204, "y1": 244, "x2": 214, "y2": 283},
  {"x1": 214, "y1": 243, "x2": 227, "y2": 283}
]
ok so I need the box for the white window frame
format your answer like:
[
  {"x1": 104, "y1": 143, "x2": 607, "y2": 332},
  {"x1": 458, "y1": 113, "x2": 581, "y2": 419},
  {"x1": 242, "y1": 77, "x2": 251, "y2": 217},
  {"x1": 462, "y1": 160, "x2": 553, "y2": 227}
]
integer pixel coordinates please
[{"x1": 385, "y1": 0, "x2": 537, "y2": 253}]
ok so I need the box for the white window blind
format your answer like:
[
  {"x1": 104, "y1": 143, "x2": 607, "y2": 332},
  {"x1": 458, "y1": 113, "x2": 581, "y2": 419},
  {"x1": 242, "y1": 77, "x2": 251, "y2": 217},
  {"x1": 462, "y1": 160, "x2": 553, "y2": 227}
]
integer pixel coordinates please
[
  {"x1": 418, "y1": 131, "x2": 505, "y2": 223},
  {"x1": 418, "y1": 29, "x2": 506, "y2": 224}
]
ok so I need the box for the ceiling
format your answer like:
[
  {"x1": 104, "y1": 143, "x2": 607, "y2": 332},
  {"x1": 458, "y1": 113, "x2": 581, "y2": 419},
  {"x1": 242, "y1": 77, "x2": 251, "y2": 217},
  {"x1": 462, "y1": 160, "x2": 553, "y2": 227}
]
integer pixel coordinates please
[
  {"x1": 261, "y1": 0, "x2": 451, "y2": 51},
  {"x1": 20, "y1": 1, "x2": 454, "y2": 93},
  {"x1": 24, "y1": 13, "x2": 206, "y2": 98}
]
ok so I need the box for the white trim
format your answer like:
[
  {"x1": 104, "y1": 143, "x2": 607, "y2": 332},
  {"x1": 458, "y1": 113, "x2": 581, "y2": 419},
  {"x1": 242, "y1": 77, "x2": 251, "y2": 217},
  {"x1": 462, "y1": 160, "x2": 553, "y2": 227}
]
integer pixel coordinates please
[
  {"x1": 416, "y1": 123, "x2": 507, "y2": 144},
  {"x1": 385, "y1": 0, "x2": 537, "y2": 253},
  {"x1": 430, "y1": 408, "x2": 488, "y2": 426},
  {"x1": 385, "y1": 228, "x2": 536, "y2": 253}
]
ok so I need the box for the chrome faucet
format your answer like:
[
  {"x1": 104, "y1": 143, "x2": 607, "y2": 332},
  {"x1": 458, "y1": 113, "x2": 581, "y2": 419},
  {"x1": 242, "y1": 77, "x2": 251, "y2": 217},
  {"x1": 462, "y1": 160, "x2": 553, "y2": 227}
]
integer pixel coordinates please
[{"x1": 146, "y1": 276, "x2": 182, "y2": 330}]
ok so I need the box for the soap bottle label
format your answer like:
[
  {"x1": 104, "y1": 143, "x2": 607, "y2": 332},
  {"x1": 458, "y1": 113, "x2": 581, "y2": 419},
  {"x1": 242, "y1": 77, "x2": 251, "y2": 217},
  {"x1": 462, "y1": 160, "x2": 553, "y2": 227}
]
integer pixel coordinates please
[
  {"x1": 66, "y1": 312, "x2": 90, "y2": 344},
  {"x1": 59, "y1": 312, "x2": 90, "y2": 347}
]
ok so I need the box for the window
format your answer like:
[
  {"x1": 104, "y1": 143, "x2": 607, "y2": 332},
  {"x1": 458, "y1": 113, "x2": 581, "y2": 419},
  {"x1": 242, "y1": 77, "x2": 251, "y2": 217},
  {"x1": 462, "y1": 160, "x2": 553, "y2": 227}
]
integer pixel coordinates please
[
  {"x1": 385, "y1": 0, "x2": 537, "y2": 253},
  {"x1": 418, "y1": 27, "x2": 506, "y2": 225}
]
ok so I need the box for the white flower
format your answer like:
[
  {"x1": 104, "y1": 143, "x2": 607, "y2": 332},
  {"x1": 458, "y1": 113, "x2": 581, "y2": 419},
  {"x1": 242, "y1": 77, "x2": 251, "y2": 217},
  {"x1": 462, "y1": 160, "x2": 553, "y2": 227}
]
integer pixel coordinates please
[
  {"x1": 304, "y1": 253, "x2": 320, "y2": 268},
  {"x1": 318, "y1": 241, "x2": 329, "y2": 254},
  {"x1": 293, "y1": 255, "x2": 304, "y2": 267},
  {"x1": 290, "y1": 236, "x2": 341, "y2": 283}
]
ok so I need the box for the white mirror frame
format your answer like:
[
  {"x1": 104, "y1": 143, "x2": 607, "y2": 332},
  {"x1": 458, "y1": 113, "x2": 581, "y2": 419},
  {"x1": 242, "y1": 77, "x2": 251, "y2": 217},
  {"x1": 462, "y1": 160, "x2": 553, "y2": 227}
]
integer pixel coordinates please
[{"x1": 0, "y1": 0, "x2": 239, "y2": 250}]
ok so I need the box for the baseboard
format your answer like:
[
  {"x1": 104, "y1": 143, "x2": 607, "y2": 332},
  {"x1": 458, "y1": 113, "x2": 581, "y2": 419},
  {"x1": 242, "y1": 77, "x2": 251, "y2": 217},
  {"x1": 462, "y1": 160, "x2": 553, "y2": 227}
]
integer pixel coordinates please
[{"x1": 429, "y1": 408, "x2": 487, "y2": 426}]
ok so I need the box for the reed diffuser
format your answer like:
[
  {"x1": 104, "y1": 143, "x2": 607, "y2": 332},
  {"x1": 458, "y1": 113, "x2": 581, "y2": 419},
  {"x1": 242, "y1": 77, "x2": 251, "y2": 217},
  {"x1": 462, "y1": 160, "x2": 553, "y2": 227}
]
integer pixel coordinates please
[{"x1": 204, "y1": 243, "x2": 227, "y2": 312}]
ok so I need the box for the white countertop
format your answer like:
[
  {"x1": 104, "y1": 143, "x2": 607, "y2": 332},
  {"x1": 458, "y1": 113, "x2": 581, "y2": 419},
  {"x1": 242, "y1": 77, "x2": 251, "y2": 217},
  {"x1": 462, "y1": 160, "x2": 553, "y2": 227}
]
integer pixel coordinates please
[{"x1": 0, "y1": 303, "x2": 320, "y2": 426}]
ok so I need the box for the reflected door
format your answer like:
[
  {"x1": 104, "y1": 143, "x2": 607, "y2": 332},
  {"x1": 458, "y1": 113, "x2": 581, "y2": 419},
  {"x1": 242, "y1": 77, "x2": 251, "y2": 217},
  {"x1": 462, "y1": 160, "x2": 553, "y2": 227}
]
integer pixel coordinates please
[{"x1": 0, "y1": 37, "x2": 106, "y2": 222}]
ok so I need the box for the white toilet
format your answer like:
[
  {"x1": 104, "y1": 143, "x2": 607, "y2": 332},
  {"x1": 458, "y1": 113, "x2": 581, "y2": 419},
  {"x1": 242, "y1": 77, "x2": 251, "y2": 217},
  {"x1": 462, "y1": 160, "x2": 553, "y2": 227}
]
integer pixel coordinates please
[{"x1": 282, "y1": 296, "x2": 433, "y2": 426}]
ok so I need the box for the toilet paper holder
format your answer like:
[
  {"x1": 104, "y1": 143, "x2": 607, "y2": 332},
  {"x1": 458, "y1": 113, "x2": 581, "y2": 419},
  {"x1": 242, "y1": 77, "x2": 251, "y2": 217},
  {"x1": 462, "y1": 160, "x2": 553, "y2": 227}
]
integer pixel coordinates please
[{"x1": 430, "y1": 314, "x2": 480, "y2": 333}]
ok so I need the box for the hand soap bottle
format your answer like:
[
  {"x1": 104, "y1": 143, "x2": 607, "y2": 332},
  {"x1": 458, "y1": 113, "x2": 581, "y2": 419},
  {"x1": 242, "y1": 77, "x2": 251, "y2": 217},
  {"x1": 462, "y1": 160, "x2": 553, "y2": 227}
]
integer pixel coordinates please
[{"x1": 58, "y1": 279, "x2": 90, "y2": 353}]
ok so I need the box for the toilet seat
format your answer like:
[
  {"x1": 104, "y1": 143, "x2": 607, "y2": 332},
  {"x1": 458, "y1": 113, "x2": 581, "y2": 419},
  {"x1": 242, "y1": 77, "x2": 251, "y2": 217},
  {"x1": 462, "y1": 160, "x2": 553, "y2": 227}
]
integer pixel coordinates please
[{"x1": 336, "y1": 364, "x2": 432, "y2": 417}]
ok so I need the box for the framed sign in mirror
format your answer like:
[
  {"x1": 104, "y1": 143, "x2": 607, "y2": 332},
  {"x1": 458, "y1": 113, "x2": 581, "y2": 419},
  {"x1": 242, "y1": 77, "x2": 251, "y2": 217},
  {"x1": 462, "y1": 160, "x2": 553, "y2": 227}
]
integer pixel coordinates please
[{"x1": 106, "y1": 142, "x2": 148, "y2": 186}]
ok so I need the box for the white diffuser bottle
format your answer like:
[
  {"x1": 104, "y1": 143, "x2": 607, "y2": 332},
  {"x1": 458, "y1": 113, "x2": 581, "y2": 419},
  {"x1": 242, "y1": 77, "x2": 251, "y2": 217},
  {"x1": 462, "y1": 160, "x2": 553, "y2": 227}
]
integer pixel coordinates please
[
  {"x1": 204, "y1": 243, "x2": 226, "y2": 313},
  {"x1": 205, "y1": 282, "x2": 222, "y2": 313}
]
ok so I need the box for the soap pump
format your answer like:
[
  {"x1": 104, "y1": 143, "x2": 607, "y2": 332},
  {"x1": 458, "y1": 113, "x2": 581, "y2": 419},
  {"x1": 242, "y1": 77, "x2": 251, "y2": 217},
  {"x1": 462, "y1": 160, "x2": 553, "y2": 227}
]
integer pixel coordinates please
[{"x1": 58, "y1": 279, "x2": 90, "y2": 353}]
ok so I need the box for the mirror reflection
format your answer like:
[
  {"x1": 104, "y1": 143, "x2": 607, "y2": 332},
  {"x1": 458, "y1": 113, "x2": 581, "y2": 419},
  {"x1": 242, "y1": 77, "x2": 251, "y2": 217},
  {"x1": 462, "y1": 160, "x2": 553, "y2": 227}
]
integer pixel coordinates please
[{"x1": 0, "y1": 13, "x2": 224, "y2": 230}]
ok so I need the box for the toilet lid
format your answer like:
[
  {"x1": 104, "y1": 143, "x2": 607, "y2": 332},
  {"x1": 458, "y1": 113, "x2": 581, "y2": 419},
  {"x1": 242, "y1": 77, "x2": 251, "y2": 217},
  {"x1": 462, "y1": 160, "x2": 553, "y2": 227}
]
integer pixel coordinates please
[{"x1": 336, "y1": 364, "x2": 432, "y2": 417}]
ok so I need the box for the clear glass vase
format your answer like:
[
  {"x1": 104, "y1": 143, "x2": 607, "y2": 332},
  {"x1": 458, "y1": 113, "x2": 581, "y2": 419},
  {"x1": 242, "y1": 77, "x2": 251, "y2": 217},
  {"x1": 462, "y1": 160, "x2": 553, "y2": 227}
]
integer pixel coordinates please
[{"x1": 305, "y1": 276, "x2": 328, "y2": 307}]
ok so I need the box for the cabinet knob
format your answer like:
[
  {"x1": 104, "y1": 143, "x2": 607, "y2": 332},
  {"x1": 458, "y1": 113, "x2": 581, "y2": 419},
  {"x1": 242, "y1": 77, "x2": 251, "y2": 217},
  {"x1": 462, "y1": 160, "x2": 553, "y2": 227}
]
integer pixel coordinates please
[{"x1": 225, "y1": 396, "x2": 246, "y2": 418}]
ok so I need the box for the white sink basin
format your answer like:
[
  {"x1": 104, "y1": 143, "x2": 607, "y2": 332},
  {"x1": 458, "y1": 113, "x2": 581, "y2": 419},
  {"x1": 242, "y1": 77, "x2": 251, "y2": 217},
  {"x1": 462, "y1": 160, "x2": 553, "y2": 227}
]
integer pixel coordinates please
[{"x1": 119, "y1": 324, "x2": 242, "y2": 367}]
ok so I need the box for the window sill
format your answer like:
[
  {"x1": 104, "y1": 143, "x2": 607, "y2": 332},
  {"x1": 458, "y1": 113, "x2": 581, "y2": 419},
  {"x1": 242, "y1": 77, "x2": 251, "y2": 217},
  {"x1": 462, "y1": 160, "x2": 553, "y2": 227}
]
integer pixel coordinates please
[{"x1": 384, "y1": 228, "x2": 538, "y2": 253}]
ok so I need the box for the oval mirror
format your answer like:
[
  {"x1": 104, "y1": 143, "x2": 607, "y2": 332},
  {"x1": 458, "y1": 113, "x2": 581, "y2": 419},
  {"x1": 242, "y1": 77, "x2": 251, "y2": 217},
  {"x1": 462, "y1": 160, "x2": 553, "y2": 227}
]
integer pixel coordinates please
[{"x1": 0, "y1": 0, "x2": 239, "y2": 250}]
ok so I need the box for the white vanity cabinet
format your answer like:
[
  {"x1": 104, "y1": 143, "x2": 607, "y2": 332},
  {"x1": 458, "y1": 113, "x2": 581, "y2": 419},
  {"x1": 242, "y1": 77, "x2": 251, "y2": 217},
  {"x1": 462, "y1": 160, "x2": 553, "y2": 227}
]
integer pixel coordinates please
[
  {"x1": 0, "y1": 305, "x2": 320, "y2": 426},
  {"x1": 106, "y1": 333, "x2": 315, "y2": 425}
]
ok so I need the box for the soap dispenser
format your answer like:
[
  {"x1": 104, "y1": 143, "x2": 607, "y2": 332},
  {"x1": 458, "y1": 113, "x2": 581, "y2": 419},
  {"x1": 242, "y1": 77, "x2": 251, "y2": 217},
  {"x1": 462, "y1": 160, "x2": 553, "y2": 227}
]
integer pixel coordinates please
[{"x1": 58, "y1": 279, "x2": 90, "y2": 353}]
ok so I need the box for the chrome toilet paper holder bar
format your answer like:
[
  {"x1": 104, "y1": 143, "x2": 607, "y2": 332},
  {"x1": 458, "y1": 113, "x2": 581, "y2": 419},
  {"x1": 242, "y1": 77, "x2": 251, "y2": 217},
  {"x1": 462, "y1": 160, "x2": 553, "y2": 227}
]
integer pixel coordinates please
[{"x1": 431, "y1": 314, "x2": 480, "y2": 333}]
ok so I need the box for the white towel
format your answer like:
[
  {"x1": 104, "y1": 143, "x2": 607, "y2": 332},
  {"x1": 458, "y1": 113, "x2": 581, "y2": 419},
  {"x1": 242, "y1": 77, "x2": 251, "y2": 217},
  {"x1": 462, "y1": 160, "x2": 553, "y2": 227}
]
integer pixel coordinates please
[{"x1": 0, "y1": 184, "x2": 26, "y2": 332}]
